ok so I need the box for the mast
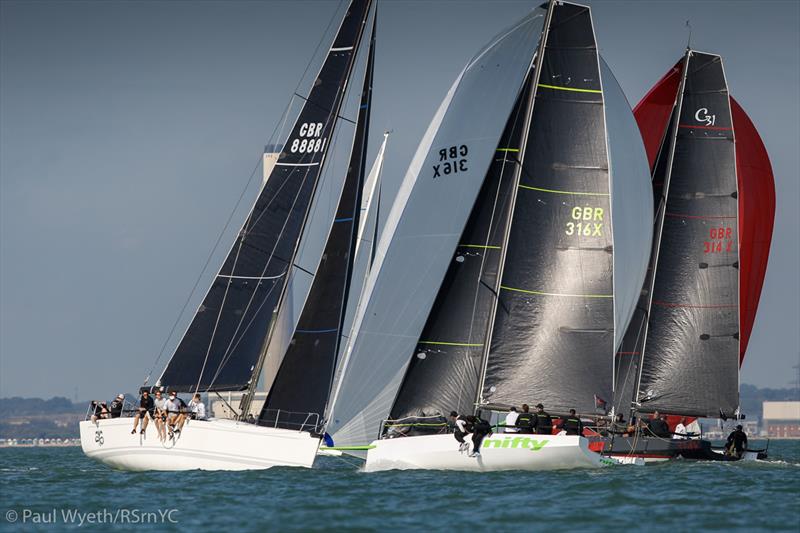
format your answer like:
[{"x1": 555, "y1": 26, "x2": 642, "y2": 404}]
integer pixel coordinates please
[
  {"x1": 629, "y1": 51, "x2": 690, "y2": 415},
  {"x1": 474, "y1": 0, "x2": 555, "y2": 411},
  {"x1": 257, "y1": 7, "x2": 376, "y2": 429}
]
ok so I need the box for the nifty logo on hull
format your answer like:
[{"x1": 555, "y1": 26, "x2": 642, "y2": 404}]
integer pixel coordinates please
[{"x1": 482, "y1": 437, "x2": 548, "y2": 451}]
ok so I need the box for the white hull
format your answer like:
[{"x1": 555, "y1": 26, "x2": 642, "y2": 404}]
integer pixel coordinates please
[
  {"x1": 80, "y1": 418, "x2": 320, "y2": 471},
  {"x1": 364, "y1": 433, "x2": 614, "y2": 472}
]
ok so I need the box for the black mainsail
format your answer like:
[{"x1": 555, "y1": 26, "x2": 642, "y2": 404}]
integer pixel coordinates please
[
  {"x1": 481, "y1": 2, "x2": 613, "y2": 414},
  {"x1": 259, "y1": 13, "x2": 376, "y2": 430},
  {"x1": 156, "y1": 0, "x2": 372, "y2": 393},
  {"x1": 636, "y1": 51, "x2": 740, "y2": 418}
]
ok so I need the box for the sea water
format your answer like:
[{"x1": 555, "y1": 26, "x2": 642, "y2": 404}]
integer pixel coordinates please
[{"x1": 1, "y1": 440, "x2": 798, "y2": 532}]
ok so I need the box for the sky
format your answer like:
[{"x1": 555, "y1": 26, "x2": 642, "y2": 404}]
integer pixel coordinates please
[{"x1": 1, "y1": 0, "x2": 798, "y2": 401}]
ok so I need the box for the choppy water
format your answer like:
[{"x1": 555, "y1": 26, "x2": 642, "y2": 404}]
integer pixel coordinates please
[{"x1": 1, "y1": 440, "x2": 798, "y2": 532}]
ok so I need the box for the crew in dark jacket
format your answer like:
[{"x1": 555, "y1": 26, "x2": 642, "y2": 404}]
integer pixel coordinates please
[
  {"x1": 109, "y1": 394, "x2": 124, "y2": 418},
  {"x1": 516, "y1": 404, "x2": 534, "y2": 434},
  {"x1": 531, "y1": 403, "x2": 552, "y2": 435},
  {"x1": 469, "y1": 415, "x2": 492, "y2": 457},
  {"x1": 559, "y1": 409, "x2": 583, "y2": 436},
  {"x1": 644, "y1": 411, "x2": 671, "y2": 438},
  {"x1": 726, "y1": 425, "x2": 748, "y2": 457}
]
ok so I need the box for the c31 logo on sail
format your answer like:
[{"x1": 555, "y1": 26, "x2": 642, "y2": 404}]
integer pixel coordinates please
[
  {"x1": 433, "y1": 145, "x2": 468, "y2": 178},
  {"x1": 694, "y1": 108, "x2": 716, "y2": 127},
  {"x1": 94, "y1": 430, "x2": 104, "y2": 446},
  {"x1": 289, "y1": 122, "x2": 327, "y2": 154}
]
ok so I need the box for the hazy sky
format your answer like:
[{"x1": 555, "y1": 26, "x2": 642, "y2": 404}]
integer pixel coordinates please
[{"x1": 1, "y1": 0, "x2": 798, "y2": 401}]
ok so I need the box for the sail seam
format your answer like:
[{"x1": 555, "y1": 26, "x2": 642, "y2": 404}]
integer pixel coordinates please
[
  {"x1": 500, "y1": 285, "x2": 612, "y2": 298},
  {"x1": 518, "y1": 183, "x2": 609, "y2": 196},
  {"x1": 537, "y1": 83, "x2": 602, "y2": 94}
]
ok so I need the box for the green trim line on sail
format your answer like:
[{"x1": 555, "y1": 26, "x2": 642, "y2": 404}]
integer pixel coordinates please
[
  {"x1": 418, "y1": 341, "x2": 484, "y2": 347},
  {"x1": 537, "y1": 83, "x2": 602, "y2": 94},
  {"x1": 500, "y1": 285, "x2": 612, "y2": 298},
  {"x1": 518, "y1": 183, "x2": 609, "y2": 196},
  {"x1": 459, "y1": 244, "x2": 501, "y2": 250},
  {"x1": 496, "y1": 148, "x2": 520, "y2": 152}
]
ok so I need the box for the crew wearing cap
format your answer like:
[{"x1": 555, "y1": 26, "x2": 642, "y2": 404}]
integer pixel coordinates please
[
  {"x1": 109, "y1": 394, "x2": 124, "y2": 419},
  {"x1": 530, "y1": 403, "x2": 552, "y2": 435}
]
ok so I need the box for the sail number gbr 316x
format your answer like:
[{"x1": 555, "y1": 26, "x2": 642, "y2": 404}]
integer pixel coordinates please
[
  {"x1": 565, "y1": 206, "x2": 604, "y2": 237},
  {"x1": 289, "y1": 122, "x2": 328, "y2": 154},
  {"x1": 432, "y1": 144, "x2": 469, "y2": 178}
]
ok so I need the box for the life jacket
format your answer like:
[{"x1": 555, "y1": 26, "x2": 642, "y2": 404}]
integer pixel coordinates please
[
  {"x1": 516, "y1": 412, "x2": 534, "y2": 430},
  {"x1": 563, "y1": 417, "x2": 582, "y2": 435},
  {"x1": 534, "y1": 412, "x2": 552, "y2": 434}
]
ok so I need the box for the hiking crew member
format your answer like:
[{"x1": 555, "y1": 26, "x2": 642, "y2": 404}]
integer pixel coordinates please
[
  {"x1": 504, "y1": 407, "x2": 519, "y2": 433},
  {"x1": 531, "y1": 403, "x2": 552, "y2": 435},
  {"x1": 450, "y1": 411, "x2": 473, "y2": 452},
  {"x1": 516, "y1": 404, "x2": 534, "y2": 434},
  {"x1": 560, "y1": 409, "x2": 583, "y2": 436},
  {"x1": 109, "y1": 394, "x2": 124, "y2": 419},
  {"x1": 165, "y1": 391, "x2": 187, "y2": 437},
  {"x1": 469, "y1": 415, "x2": 492, "y2": 457},
  {"x1": 132, "y1": 390, "x2": 154, "y2": 435},
  {"x1": 726, "y1": 425, "x2": 748, "y2": 457},
  {"x1": 153, "y1": 390, "x2": 168, "y2": 440},
  {"x1": 90, "y1": 401, "x2": 108, "y2": 423}
]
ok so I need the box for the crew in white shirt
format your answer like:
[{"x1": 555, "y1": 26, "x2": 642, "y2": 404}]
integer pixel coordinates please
[
  {"x1": 504, "y1": 406, "x2": 519, "y2": 433},
  {"x1": 672, "y1": 417, "x2": 688, "y2": 440},
  {"x1": 189, "y1": 393, "x2": 207, "y2": 421}
]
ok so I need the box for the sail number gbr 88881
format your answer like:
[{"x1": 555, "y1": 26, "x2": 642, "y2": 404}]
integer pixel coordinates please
[{"x1": 289, "y1": 122, "x2": 327, "y2": 154}]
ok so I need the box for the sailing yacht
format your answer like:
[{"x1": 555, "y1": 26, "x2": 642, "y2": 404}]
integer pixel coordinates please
[
  {"x1": 79, "y1": 0, "x2": 377, "y2": 471},
  {"x1": 606, "y1": 48, "x2": 775, "y2": 463},
  {"x1": 327, "y1": 0, "x2": 653, "y2": 472}
]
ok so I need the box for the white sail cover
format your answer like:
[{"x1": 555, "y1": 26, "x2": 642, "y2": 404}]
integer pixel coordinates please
[
  {"x1": 327, "y1": 8, "x2": 547, "y2": 447},
  {"x1": 601, "y1": 58, "x2": 653, "y2": 350}
]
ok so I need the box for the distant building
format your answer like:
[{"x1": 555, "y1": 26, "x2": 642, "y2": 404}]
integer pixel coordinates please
[{"x1": 762, "y1": 401, "x2": 800, "y2": 438}]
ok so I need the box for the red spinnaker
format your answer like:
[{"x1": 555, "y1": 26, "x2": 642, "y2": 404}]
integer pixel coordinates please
[
  {"x1": 633, "y1": 60, "x2": 683, "y2": 170},
  {"x1": 731, "y1": 97, "x2": 776, "y2": 364}
]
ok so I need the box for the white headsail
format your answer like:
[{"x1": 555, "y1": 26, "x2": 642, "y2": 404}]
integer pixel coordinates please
[
  {"x1": 326, "y1": 7, "x2": 547, "y2": 447},
  {"x1": 601, "y1": 57, "x2": 653, "y2": 351}
]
